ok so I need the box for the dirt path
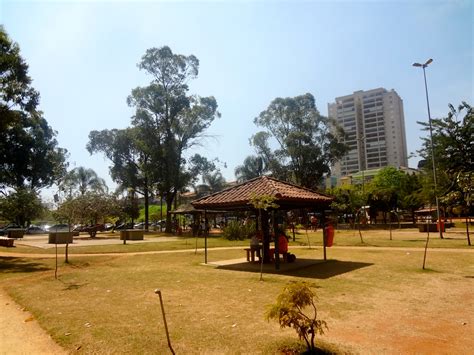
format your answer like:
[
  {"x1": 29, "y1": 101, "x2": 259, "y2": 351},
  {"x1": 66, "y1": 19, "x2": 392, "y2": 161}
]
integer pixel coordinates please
[
  {"x1": 1, "y1": 245, "x2": 472, "y2": 259},
  {"x1": 0, "y1": 289, "x2": 66, "y2": 355}
]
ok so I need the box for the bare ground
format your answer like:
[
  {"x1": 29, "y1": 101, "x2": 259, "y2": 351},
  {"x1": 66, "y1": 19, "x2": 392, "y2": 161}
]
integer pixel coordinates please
[{"x1": 0, "y1": 289, "x2": 66, "y2": 355}]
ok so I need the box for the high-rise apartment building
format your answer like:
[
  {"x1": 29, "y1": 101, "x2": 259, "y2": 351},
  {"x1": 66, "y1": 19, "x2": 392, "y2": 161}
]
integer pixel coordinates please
[{"x1": 328, "y1": 88, "x2": 408, "y2": 176}]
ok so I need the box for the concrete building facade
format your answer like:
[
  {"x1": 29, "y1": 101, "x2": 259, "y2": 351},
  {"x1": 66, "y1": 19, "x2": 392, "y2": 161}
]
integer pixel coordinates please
[{"x1": 328, "y1": 88, "x2": 408, "y2": 177}]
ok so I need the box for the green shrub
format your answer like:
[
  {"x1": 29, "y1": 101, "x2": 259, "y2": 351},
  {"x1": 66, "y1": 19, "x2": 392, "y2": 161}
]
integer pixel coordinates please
[
  {"x1": 266, "y1": 281, "x2": 328, "y2": 353},
  {"x1": 222, "y1": 220, "x2": 256, "y2": 240}
]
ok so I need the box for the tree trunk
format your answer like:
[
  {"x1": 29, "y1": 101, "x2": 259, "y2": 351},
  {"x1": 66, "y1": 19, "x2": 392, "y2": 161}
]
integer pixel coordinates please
[
  {"x1": 144, "y1": 179, "x2": 149, "y2": 232},
  {"x1": 466, "y1": 216, "x2": 471, "y2": 246},
  {"x1": 165, "y1": 191, "x2": 176, "y2": 233},
  {"x1": 261, "y1": 210, "x2": 271, "y2": 263}
]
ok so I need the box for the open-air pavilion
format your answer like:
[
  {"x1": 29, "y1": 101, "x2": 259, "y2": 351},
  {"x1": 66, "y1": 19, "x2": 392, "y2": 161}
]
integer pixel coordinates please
[{"x1": 191, "y1": 176, "x2": 334, "y2": 269}]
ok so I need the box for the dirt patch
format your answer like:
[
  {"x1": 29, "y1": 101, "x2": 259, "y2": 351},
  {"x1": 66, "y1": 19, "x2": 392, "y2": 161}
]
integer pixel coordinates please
[
  {"x1": 325, "y1": 267, "x2": 474, "y2": 353},
  {"x1": 0, "y1": 289, "x2": 66, "y2": 354}
]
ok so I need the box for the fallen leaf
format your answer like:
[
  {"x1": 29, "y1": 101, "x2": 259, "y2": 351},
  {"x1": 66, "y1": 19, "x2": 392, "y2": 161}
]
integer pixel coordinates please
[
  {"x1": 231, "y1": 324, "x2": 237, "y2": 328},
  {"x1": 64, "y1": 333, "x2": 71, "y2": 336},
  {"x1": 24, "y1": 316, "x2": 34, "y2": 323}
]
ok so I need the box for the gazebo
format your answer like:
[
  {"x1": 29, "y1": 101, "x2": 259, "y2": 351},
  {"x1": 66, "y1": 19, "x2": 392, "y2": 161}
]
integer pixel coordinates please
[{"x1": 191, "y1": 176, "x2": 334, "y2": 268}]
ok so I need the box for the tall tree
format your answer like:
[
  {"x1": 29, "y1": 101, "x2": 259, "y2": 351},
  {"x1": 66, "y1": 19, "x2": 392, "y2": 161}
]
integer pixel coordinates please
[
  {"x1": 418, "y1": 102, "x2": 473, "y2": 243},
  {"x1": 0, "y1": 26, "x2": 67, "y2": 193},
  {"x1": 366, "y1": 167, "x2": 405, "y2": 223},
  {"x1": 252, "y1": 93, "x2": 347, "y2": 189},
  {"x1": 127, "y1": 46, "x2": 220, "y2": 232},
  {"x1": 87, "y1": 127, "x2": 153, "y2": 230}
]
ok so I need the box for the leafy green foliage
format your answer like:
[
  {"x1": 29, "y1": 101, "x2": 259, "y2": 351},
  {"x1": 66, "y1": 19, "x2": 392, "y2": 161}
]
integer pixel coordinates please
[
  {"x1": 222, "y1": 220, "x2": 256, "y2": 241},
  {"x1": 90, "y1": 46, "x2": 219, "y2": 233},
  {"x1": 266, "y1": 282, "x2": 328, "y2": 352},
  {"x1": 366, "y1": 167, "x2": 406, "y2": 222},
  {"x1": 234, "y1": 155, "x2": 266, "y2": 182},
  {"x1": 0, "y1": 188, "x2": 44, "y2": 226},
  {"x1": 329, "y1": 185, "x2": 365, "y2": 219},
  {"x1": 0, "y1": 26, "x2": 67, "y2": 192},
  {"x1": 252, "y1": 93, "x2": 347, "y2": 189},
  {"x1": 418, "y1": 102, "x2": 473, "y2": 213},
  {"x1": 249, "y1": 193, "x2": 279, "y2": 211},
  {"x1": 60, "y1": 167, "x2": 108, "y2": 197},
  {"x1": 54, "y1": 193, "x2": 120, "y2": 236}
]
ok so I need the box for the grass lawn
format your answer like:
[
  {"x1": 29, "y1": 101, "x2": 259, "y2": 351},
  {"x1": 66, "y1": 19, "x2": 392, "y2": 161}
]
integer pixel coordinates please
[{"x1": 1, "y1": 243, "x2": 473, "y2": 353}]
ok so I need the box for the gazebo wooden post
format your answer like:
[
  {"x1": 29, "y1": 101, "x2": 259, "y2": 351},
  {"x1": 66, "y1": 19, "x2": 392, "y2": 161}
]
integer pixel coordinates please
[
  {"x1": 204, "y1": 210, "x2": 208, "y2": 264},
  {"x1": 322, "y1": 209, "x2": 327, "y2": 261},
  {"x1": 261, "y1": 209, "x2": 271, "y2": 263},
  {"x1": 272, "y1": 210, "x2": 280, "y2": 270}
]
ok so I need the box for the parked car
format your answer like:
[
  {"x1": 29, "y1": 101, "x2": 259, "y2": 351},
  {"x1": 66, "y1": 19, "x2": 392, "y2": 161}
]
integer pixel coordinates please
[
  {"x1": 134, "y1": 222, "x2": 146, "y2": 229},
  {"x1": 48, "y1": 224, "x2": 71, "y2": 232},
  {"x1": 26, "y1": 225, "x2": 46, "y2": 234},
  {"x1": 115, "y1": 222, "x2": 135, "y2": 230}
]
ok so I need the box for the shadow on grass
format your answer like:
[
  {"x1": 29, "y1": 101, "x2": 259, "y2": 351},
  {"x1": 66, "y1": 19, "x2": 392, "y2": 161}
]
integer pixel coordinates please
[
  {"x1": 0, "y1": 256, "x2": 51, "y2": 274},
  {"x1": 216, "y1": 259, "x2": 373, "y2": 279}
]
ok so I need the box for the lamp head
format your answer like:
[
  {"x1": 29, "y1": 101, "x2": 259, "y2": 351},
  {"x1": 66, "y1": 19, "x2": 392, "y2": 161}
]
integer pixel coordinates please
[{"x1": 412, "y1": 63, "x2": 423, "y2": 67}]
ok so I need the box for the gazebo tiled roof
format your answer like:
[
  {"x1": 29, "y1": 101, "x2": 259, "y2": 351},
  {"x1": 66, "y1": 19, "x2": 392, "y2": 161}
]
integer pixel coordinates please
[{"x1": 191, "y1": 176, "x2": 333, "y2": 211}]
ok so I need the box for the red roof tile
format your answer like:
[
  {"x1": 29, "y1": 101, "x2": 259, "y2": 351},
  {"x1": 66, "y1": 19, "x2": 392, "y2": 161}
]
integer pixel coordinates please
[{"x1": 191, "y1": 176, "x2": 333, "y2": 210}]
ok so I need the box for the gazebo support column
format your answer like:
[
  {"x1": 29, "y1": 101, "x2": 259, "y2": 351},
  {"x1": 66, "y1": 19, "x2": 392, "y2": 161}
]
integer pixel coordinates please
[
  {"x1": 272, "y1": 210, "x2": 280, "y2": 270},
  {"x1": 261, "y1": 210, "x2": 271, "y2": 263},
  {"x1": 204, "y1": 210, "x2": 208, "y2": 264},
  {"x1": 322, "y1": 210, "x2": 327, "y2": 261}
]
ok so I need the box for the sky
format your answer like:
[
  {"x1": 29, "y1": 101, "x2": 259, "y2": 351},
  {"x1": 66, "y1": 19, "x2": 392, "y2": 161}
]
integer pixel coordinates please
[{"x1": 1, "y1": 0, "x2": 473, "y2": 202}]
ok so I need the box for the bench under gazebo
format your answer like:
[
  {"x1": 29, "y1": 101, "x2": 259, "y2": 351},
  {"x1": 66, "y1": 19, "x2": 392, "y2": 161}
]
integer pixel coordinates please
[{"x1": 191, "y1": 176, "x2": 334, "y2": 269}]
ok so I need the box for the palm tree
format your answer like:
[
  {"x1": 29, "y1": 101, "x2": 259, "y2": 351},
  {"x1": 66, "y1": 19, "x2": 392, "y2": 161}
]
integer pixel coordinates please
[
  {"x1": 234, "y1": 155, "x2": 265, "y2": 183},
  {"x1": 61, "y1": 167, "x2": 108, "y2": 196},
  {"x1": 203, "y1": 171, "x2": 226, "y2": 193}
]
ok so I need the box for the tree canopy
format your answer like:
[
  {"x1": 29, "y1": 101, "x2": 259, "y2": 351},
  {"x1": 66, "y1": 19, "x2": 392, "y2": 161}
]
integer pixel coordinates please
[
  {"x1": 251, "y1": 93, "x2": 347, "y2": 189},
  {"x1": 0, "y1": 26, "x2": 67, "y2": 193},
  {"x1": 88, "y1": 46, "x2": 219, "y2": 232},
  {"x1": 418, "y1": 102, "x2": 473, "y2": 220}
]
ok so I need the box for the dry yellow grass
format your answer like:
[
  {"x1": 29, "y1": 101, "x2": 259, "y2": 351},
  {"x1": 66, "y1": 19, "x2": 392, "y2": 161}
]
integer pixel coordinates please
[{"x1": 1, "y1": 243, "x2": 473, "y2": 354}]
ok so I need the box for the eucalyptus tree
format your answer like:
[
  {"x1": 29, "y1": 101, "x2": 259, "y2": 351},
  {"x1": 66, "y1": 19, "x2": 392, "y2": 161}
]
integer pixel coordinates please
[
  {"x1": 252, "y1": 93, "x2": 347, "y2": 189},
  {"x1": 0, "y1": 26, "x2": 67, "y2": 194},
  {"x1": 87, "y1": 127, "x2": 153, "y2": 229},
  {"x1": 127, "y1": 46, "x2": 220, "y2": 232}
]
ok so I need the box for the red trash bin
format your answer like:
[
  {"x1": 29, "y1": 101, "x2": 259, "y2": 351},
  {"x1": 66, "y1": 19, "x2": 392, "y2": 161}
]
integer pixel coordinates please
[
  {"x1": 437, "y1": 221, "x2": 445, "y2": 232},
  {"x1": 325, "y1": 225, "x2": 335, "y2": 247}
]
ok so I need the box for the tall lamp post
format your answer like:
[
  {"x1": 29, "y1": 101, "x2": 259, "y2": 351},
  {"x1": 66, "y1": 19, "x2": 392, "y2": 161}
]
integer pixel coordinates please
[{"x1": 413, "y1": 58, "x2": 443, "y2": 239}]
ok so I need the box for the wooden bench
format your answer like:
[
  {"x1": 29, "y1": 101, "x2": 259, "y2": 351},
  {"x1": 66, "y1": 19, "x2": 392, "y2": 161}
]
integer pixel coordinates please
[
  {"x1": 244, "y1": 247, "x2": 262, "y2": 262},
  {"x1": 0, "y1": 237, "x2": 15, "y2": 247}
]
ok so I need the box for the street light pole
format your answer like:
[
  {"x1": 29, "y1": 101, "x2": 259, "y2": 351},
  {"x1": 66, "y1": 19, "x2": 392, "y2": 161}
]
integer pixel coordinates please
[{"x1": 413, "y1": 58, "x2": 443, "y2": 238}]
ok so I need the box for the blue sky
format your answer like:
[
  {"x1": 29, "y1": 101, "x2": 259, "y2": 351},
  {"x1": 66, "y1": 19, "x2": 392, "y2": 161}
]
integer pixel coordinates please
[{"x1": 1, "y1": 0, "x2": 472, "y2": 200}]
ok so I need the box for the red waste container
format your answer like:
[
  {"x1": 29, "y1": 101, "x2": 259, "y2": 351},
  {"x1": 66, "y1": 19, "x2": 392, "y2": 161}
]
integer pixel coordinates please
[
  {"x1": 324, "y1": 225, "x2": 335, "y2": 247},
  {"x1": 437, "y1": 221, "x2": 445, "y2": 232}
]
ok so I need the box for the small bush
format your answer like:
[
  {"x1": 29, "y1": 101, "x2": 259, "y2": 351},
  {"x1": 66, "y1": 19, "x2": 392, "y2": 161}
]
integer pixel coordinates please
[
  {"x1": 222, "y1": 220, "x2": 256, "y2": 240},
  {"x1": 266, "y1": 281, "x2": 328, "y2": 353}
]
